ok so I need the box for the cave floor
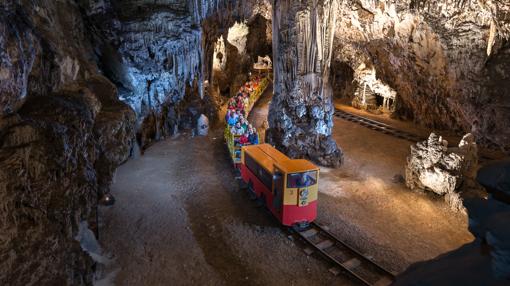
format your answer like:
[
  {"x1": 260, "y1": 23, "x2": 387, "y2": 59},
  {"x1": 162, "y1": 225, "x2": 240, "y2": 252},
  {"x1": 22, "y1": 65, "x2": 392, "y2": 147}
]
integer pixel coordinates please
[
  {"x1": 99, "y1": 130, "x2": 346, "y2": 286},
  {"x1": 320, "y1": 113, "x2": 474, "y2": 272},
  {"x1": 99, "y1": 95, "x2": 474, "y2": 285}
]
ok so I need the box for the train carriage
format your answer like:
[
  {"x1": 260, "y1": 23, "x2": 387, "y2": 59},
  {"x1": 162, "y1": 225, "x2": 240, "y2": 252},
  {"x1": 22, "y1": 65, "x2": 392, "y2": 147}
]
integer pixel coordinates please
[{"x1": 240, "y1": 144, "x2": 319, "y2": 227}]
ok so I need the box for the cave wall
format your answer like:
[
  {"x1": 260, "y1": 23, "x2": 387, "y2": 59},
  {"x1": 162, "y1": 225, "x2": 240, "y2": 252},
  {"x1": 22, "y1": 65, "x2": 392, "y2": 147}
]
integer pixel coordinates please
[
  {"x1": 332, "y1": 0, "x2": 510, "y2": 152},
  {"x1": 0, "y1": 1, "x2": 135, "y2": 284},
  {"x1": 84, "y1": 0, "x2": 272, "y2": 146}
]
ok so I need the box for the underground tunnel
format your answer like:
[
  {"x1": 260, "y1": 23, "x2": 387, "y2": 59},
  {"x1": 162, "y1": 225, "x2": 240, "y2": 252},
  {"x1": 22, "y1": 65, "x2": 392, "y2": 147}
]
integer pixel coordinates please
[{"x1": 1, "y1": 0, "x2": 510, "y2": 285}]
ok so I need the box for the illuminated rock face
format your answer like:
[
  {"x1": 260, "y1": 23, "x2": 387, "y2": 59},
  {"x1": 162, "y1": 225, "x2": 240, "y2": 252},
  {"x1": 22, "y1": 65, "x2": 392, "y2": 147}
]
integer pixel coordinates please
[
  {"x1": 268, "y1": 0, "x2": 342, "y2": 167},
  {"x1": 405, "y1": 133, "x2": 478, "y2": 210},
  {"x1": 85, "y1": 0, "x2": 272, "y2": 147},
  {"x1": 332, "y1": 0, "x2": 510, "y2": 152}
]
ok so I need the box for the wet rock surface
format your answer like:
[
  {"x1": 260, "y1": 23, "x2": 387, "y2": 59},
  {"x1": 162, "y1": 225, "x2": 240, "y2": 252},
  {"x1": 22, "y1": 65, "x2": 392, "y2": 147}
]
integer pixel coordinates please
[{"x1": 477, "y1": 159, "x2": 510, "y2": 203}]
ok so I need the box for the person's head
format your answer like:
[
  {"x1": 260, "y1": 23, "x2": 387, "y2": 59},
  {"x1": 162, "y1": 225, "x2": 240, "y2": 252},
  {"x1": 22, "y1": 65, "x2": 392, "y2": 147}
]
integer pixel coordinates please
[{"x1": 236, "y1": 122, "x2": 241, "y2": 128}]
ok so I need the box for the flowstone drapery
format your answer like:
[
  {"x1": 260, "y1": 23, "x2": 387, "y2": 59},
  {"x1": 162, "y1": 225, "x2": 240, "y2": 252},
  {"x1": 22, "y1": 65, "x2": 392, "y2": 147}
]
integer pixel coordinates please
[{"x1": 267, "y1": 0, "x2": 342, "y2": 167}]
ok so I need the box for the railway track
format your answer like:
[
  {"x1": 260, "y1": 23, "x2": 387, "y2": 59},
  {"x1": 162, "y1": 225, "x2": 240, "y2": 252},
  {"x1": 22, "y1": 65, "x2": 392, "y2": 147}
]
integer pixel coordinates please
[
  {"x1": 334, "y1": 109, "x2": 427, "y2": 143},
  {"x1": 295, "y1": 222, "x2": 395, "y2": 286},
  {"x1": 334, "y1": 109, "x2": 499, "y2": 163}
]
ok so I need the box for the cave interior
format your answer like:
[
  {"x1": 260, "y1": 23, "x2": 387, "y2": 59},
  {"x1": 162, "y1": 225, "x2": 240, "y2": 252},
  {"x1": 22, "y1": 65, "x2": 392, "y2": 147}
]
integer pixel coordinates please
[{"x1": 1, "y1": 0, "x2": 510, "y2": 285}]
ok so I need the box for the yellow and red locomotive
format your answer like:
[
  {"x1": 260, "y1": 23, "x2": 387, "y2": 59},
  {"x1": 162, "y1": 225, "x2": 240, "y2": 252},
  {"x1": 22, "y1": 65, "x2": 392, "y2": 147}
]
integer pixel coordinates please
[
  {"x1": 240, "y1": 144, "x2": 319, "y2": 227},
  {"x1": 224, "y1": 75, "x2": 319, "y2": 227}
]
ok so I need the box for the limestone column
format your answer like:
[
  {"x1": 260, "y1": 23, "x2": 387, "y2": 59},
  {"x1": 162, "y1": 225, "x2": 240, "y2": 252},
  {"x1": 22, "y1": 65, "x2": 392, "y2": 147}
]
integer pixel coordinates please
[{"x1": 267, "y1": 0, "x2": 342, "y2": 166}]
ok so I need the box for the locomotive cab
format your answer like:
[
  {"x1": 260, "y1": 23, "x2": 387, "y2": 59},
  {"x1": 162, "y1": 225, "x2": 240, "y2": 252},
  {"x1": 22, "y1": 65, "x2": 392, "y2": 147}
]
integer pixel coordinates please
[
  {"x1": 240, "y1": 144, "x2": 319, "y2": 227},
  {"x1": 275, "y1": 160, "x2": 319, "y2": 226}
]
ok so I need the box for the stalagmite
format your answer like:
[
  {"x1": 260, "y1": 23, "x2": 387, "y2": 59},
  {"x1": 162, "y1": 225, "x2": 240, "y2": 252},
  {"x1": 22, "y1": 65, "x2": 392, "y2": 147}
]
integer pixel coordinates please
[{"x1": 268, "y1": 0, "x2": 342, "y2": 167}]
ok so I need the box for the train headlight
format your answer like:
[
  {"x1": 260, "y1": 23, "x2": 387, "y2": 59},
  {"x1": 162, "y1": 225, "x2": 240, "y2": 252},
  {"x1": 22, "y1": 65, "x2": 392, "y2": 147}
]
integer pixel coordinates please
[{"x1": 299, "y1": 189, "x2": 309, "y2": 206}]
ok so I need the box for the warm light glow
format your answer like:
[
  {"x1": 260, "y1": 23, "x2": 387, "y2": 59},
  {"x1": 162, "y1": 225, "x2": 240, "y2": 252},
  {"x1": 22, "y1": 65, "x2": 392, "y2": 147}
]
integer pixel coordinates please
[{"x1": 227, "y1": 21, "x2": 249, "y2": 55}]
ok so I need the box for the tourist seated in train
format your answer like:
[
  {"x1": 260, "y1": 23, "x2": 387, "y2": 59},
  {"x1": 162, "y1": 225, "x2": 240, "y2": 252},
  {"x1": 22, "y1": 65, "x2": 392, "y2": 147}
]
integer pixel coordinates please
[
  {"x1": 236, "y1": 95, "x2": 245, "y2": 112},
  {"x1": 228, "y1": 98, "x2": 236, "y2": 110},
  {"x1": 231, "y1": 122, "x2": 245, "y2": 135},
  {"x1": 225, "y1": 110, "x2": 232, "y2": 123},
  {"x1": 240, "y1": 117, "x2": 249, "y2": 132},
  {"x1": 248, "y1": 127, "x2": 258, "y2": 145},
  {"x1": 235, "y1": 110, "x2": 244, "y2": 121},
  {"x1": 287, "y1": 172, "x2": 316, "y2": 188},
  {"x1": 228, "y1": 111, "x2": 238, "y2": 126},
  {"x1": 238, "y1": 133, "x2": 249, "y2": 145},
  {"x1": 245, "y1": 83, "x2": 253, "y2": 93}
]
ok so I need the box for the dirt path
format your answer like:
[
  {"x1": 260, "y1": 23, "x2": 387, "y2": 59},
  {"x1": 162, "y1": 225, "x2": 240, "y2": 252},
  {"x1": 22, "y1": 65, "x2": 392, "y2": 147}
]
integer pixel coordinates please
[{"x1": 99, "y1": 130, "x2": 346, "y2": 286}]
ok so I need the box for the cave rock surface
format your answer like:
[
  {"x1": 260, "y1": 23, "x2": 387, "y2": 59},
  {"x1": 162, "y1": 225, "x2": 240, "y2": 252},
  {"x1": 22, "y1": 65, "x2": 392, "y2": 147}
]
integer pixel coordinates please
[
  {"x1": 405, "y1": 133, "x2": 478, "y2": 197},
  {"x1": 268, "y1": 0, "x2": 343, "y2": 167}
]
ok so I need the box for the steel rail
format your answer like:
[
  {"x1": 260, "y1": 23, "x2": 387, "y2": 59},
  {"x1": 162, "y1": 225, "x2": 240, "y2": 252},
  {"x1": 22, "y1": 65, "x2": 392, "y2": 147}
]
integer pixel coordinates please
[{"x1": 295, "y1": 222, "x2": 396, "y2": 286}]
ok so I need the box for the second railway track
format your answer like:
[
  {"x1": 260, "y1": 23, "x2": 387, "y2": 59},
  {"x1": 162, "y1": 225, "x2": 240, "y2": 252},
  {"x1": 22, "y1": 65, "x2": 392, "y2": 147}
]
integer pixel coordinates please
[
  {"x1": 334, "y1": 109, "x2": 499, "y2": 163},
  {"x1": 334, "y1": 109, "x2": 427, "y2": 143}
]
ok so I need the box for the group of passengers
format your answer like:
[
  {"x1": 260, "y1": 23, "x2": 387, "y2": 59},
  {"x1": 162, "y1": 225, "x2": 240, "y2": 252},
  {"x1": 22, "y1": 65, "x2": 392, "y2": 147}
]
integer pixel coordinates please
[
  {"x1": 225, "y1": 76, "x2": 262, "y2": 146},
  {"x1": 226, "y1": 76, "x2": 261, "y2": 114}
]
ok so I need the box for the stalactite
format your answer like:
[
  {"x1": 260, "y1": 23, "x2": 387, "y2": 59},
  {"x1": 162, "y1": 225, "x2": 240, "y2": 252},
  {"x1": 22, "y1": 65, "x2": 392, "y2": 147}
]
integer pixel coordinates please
[{"x1": 487, "y1": 18, "x2": 497, "y2": 56}]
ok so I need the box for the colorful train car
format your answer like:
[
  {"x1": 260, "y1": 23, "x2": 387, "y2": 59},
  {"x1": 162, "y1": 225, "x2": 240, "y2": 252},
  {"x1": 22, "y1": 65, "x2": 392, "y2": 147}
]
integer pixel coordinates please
[
  {"x1": 224, "y1": 77, "x2": 268, "y2": 167},
  {"x1": 240, "y1": 144, "x2": 319, "y2": 227}
]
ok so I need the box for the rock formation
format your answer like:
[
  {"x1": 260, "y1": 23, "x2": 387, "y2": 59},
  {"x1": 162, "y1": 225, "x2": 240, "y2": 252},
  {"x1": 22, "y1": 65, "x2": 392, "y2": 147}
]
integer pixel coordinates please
[
  {"x1": 0, "y1": 75, "x2": 135, "y2": 285},
  {"x1": 0, "y1": 1, "x2": 135, "y2": 284},
  {"x1": 84, "y1": 0, "x2": 273, "y2": 147},
  {"x1": 332, "y1": 0, "x2": 510, "y2": 153},
  {"x1": 405, "y1": 133, "x2": 478, "y2": 211},
  {"x1": 267, "y1": 0, "x2": 343, "y2": 167}
]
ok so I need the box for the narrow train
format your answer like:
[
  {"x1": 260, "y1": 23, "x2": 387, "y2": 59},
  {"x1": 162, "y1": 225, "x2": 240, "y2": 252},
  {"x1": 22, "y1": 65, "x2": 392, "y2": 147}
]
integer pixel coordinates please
[{"x1": 224, "y1": 75, "x2": 320, "y2": 227}]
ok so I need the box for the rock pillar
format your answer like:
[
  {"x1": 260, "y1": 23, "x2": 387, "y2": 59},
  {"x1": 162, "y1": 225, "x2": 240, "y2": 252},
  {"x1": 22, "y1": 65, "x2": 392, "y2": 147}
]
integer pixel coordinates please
[{"x1": 267, "y1": 0, "x2": 342, "y2": 167}]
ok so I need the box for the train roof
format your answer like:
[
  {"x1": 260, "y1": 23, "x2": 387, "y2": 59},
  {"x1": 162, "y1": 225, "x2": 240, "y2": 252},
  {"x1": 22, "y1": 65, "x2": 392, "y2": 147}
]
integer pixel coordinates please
[{"x1": 243, "y1": 144, "x2": 319, "y2": 174}]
